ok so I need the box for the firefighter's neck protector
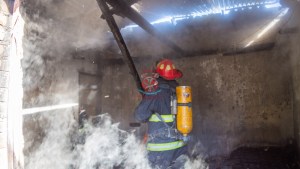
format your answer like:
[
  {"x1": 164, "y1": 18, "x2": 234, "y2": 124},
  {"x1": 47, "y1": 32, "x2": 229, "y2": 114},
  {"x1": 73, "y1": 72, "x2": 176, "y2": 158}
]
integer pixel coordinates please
[{"x1": 156, "y1": 59, "x2": 183, "y2": 80}]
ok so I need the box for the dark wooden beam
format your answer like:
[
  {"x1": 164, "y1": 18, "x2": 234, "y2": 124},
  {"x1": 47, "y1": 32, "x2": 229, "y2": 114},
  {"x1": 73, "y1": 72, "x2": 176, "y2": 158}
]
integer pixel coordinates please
[{"x1": 96, "y1": 0, "x2": 142, "y2": 91}]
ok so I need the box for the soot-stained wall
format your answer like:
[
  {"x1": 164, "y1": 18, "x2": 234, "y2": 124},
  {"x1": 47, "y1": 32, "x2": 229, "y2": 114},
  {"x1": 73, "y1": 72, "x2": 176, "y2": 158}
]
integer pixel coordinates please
[
  {"x1": 177, "y1": 51, "x2": 293, "y2": 156},
  {"x1": 292, "y1": 31, "x2": 300, "y2": 158},
  {"x1": 99, "y1": 49, "x2": 294, "y2": 157},
  {"x1": 99, "y1": 61, "x2": 142, "y2": 130},
  {"x1": 286, "y1": 3, "x2": 300, "y2": 158}
]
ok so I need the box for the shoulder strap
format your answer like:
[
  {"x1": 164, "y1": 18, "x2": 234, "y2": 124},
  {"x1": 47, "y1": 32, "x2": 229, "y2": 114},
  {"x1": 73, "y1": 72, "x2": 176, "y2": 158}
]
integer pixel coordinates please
[{"x1": 154, "y1": 113, "x2": 173, "y2": 129}]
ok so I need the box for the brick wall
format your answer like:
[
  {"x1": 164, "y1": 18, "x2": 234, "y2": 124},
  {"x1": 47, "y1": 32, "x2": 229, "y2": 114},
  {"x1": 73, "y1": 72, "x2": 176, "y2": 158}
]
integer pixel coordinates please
[{"x1": 0, "y1": 1, "x2": 11, "y2": 169}]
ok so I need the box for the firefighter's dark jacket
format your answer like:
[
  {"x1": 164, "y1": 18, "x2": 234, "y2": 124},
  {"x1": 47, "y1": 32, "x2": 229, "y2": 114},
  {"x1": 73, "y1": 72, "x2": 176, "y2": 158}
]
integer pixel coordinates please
[{"x1": 134, "y1": 77, "x2": 179, "y2": 143}]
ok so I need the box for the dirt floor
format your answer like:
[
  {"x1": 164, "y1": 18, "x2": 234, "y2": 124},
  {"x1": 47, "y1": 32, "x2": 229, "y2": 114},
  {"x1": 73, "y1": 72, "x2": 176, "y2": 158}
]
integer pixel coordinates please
[{"x1": 207, "y1": 146, "x2": 300, "y2": 169}]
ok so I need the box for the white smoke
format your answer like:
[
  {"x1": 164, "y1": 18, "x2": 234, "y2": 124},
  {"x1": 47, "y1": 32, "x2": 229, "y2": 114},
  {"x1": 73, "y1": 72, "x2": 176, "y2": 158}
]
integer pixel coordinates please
[
  {"x1": 25, "y1": 111, "x2": 208, "y2": 169},
  {"x1": 21, "y1": 0, "x2": 111, "y2": 52},
  {"x1": 74, "y1": 114, "x2": 151, "y2": 169},
  {"x1": 20, "y1": 0, "x2": 111, "y2": 104},
  {"x1": 184, "y1": 156, "x2": 208, "y2": 169},
  {"x1": 25, "y1": 112, "x2": 151, "y2": 169},
  {"x1": 25, "y1": 110, "x2": 76, "y2": 169}
]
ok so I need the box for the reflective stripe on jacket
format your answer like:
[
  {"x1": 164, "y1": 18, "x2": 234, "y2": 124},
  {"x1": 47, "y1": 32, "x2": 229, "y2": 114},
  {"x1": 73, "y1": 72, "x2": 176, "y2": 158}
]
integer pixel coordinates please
[
  {"x1": 135, "y1": 78, "x2": 184, "y2": 150},
  {"x1": 149, "y1": 114, "x2": 175, "y2": 123},
  {"x1": 147, "y1": 140, "x2": 185, "y2": 151}
]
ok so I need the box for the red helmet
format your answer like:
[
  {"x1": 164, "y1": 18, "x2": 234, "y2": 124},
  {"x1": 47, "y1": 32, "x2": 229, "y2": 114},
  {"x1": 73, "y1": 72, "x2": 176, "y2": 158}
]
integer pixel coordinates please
[{"x1": 156, "y1": 59, "x2": 182, "y2": 80}]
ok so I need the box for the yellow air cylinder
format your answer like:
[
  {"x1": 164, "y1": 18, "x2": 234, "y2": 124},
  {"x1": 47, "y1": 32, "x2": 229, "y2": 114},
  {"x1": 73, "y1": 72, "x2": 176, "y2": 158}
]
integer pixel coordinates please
[{"x1": 176, "y1": 86, "x2": 193, "y2": 136}]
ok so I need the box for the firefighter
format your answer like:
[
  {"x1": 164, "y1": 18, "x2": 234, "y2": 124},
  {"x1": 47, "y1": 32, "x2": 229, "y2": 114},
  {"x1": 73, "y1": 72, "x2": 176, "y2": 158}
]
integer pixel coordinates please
[
  {"x1": 77, "y1": 108, "x2": 89, "y2": 144},
  {"x1": 135, "y1": 59, "x2": 188, "y2": 169},
  {"x1": 79, "y1": 108, "x2": 88, "y2": 129}
]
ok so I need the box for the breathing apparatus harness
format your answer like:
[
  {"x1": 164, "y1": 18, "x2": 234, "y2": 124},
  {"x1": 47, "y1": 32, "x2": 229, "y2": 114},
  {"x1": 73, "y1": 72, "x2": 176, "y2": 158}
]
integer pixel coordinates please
[
  {"x1": 138, "y1": 72, "x2": 193, "y2": 152},
  {"x1": 144, "y1": 84, "x2": 190, "y2": 143}
]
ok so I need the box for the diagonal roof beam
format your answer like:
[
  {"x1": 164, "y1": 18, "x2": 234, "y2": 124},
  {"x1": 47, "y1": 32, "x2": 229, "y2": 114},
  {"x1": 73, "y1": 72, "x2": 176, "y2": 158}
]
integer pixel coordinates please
[
  {"x1": 105, "y1": 0, "x2": 185, "y2": 55},
  {"x1": 96, "y1": 0, "x2": 143, "y2": 91}
]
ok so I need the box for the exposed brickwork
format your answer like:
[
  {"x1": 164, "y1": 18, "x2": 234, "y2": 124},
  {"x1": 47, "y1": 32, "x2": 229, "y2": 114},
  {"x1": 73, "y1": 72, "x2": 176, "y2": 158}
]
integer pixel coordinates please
[
  {"x1": 0, "y1": 148, "x2": 8, "y2": 169},
  {"x1": 0, "y1": 0, "x2": 11, "y2": 169},
  {"x1": 0, "y1": 102, "x2": 7, "y2": 118},
  {"x1": 0, "y1": 71, "x2": 9, "y2": 87},
  {"x1": 0, "y1": 59, "x2": 9, "y2": 71},
  {"x1": 0, "y1": 88, "x2": 8, "y2": 102},
  {"x1": 0, "y1": 131, "x2": 7, "y2": 148},
  {"x1": 0, "y1": 119, "x2": 7, "y2": 132}
]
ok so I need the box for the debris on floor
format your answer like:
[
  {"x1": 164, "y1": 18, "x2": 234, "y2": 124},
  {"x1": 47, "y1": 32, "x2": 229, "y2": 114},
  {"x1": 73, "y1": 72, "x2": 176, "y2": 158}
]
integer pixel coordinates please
[{"x1": 207, "y1": 146, "x2": 300, "y2": 169}]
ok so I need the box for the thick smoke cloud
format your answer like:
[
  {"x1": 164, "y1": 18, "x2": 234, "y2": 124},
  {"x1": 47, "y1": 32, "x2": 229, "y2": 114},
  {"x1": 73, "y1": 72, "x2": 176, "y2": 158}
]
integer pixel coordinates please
[
  {"x1": 25, "y1": 111, "x2": 208, "y2": 169},
  {"x1": 25, "y1": 112, "x2": 152, "y2": 169},
  {"x1": 20, "y1": 0, "x2": 110, "y2": 107},
  {"x1": 22, "y1": 0, "x2": 111, "y2": 52}
]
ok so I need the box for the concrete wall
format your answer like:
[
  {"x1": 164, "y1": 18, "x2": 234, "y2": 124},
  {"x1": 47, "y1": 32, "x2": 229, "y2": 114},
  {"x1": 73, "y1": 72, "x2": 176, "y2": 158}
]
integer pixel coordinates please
[
  {"x1": 294, "y1": 34, "x2": 300, "y2": 159},
  {"x1": 293, "y1": 42, "x2": 300, "y2": 157},
  {"x1": 99, "y1": 49, "x2": 294, "y2": 157},
  {"x1": 177, "y1": 51, "x2": 293, "y2": 156},
  {"x1": 99, "y1": 61, "x2": 142, "y2": 130},
  {"x1": 292, "y1": 29, "x2": 300, "y2": 157},
  {"x1": 286, "y1": 2, "x2": 300, "y2": 158}
]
